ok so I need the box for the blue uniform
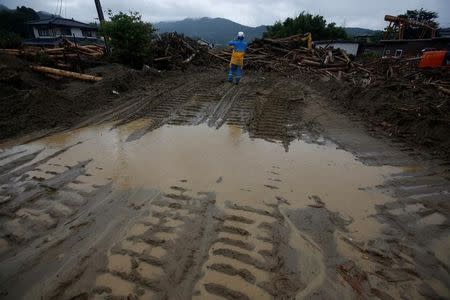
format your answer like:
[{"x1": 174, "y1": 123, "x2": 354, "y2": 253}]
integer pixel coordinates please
[{"x1": 228, "y1": 39, "x2": 247, "y2": 84}]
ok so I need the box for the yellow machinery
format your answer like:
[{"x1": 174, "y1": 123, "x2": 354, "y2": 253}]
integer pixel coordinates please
[{"x1": 300, "y1": 32, "x2": 313, "y2": 49}]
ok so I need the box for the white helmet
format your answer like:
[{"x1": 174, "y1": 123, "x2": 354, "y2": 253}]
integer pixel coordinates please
[{"x1": 237, "y1": 31, "x2": 245, "y2": 39}]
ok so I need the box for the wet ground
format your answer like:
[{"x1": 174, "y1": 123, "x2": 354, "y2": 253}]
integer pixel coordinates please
[{"x1": 0, "y1": 73, "x2": 449, "y2": 299}]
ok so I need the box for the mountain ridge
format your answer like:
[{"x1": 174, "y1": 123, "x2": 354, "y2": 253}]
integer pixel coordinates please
[{"x1": 155, "y1": 17, "x2": 267, "y2": 45}]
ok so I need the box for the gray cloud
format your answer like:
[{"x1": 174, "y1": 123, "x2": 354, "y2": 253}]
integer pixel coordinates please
[{"x1": 3, "y1": 0, "x2": 450, "y2": 28}]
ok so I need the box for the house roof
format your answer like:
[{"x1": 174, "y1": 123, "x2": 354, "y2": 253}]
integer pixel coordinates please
[{"x1": 27, "y1": 17, "x2": 97, "y2": 30}]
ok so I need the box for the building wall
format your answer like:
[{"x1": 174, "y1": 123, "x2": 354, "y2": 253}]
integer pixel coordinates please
[
  {"x1": 33, "y1": 26, "x2": 97, "y2": 38},
  {"x1": 316, "y1": 43, "x2": 359, "y2": 56},
  {"x1": 33, "y1": 27, "x2": 39, "y2": 38},
  {"x1": 382, "y1": 39, "x2": 450, "y2": 57},
  {"x1": 70, "y1": 28, "x2": 83, "y2": 38},
  {"x1": 359, "y1": 44, "x2": 384, "y2": 56}
]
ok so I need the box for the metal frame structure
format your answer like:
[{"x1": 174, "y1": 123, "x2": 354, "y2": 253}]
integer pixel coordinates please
[{"x1": 384, "y1": 15, "x2": 437, "y2": 40}]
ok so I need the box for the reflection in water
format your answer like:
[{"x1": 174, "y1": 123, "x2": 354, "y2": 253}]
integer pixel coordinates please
[{"x1": 2, "y1": 120, "x2": 400, "y2": 240}]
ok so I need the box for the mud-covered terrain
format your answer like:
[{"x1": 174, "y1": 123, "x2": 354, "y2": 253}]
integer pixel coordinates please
[{"x1": 0, "y1": 71, "x2": 449, "y2": 300}]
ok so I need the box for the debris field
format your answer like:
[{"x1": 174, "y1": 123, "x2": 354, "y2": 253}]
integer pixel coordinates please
[{"x1": 0, "y1": 33, "x2": 449, "y2": 300}]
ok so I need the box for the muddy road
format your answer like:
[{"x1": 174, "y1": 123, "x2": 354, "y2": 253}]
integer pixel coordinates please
[{"x1": 0, "y1": 71, "x2": 449, "y2": 299}]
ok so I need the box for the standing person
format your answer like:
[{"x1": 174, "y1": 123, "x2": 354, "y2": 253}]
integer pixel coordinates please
[{"x1": 228, "y1": 31, "x2": 247, "y2": 85}]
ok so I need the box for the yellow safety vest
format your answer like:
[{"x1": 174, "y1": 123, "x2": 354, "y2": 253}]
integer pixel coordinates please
[{"x1": 230, "y1": 51, "x2": 245, "y2": 67}]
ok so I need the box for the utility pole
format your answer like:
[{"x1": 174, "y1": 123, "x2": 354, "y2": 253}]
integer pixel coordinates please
[
  {"x1": 94, "y1": 0, "x2": 110, "y2": 53},
  {"x1": 94, "y1": 0, "x2": 105, "y2": 22}
]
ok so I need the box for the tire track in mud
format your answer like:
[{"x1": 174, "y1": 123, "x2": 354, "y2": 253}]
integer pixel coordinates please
[
  {"x1": 0, "y1": 144, "x2": 117, "y2": 300},
  {"x1": 193, "y1": 200, "x2": 304, "y2": 300},
  {"x1": 202, "y1": 76, "x2": 308, "y2": 149},
  {"x1": 125, "y1": 73, "x2": 226, "y2": 142},
  {"x1": 88, "y1": 181, "x2": 305, "y2": 299},
  {"x1": 92, "y1": 186, "x2": 220, "y2": 299},
  {"x1": 247, "y1": 80, "x2": 304, "y2": 150},
  {"x1": 207, "y1": 85, "x2": 243, "y2": 129},
  {"x1": 117, "y1": 73, "x2": 310, "y2": 148}
]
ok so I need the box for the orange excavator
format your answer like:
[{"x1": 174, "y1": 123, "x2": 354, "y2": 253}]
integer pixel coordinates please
[{"x1": 418, "y1": 51, "x2": 450, "y2": 69}]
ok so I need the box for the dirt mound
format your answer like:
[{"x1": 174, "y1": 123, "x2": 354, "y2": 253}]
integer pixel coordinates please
[
  {"x1": 313, "y1": 65, "x2": 450, "y2": 157},
  {"x1": 0, "y1": 54, "x2": 161, "y2": 140}
]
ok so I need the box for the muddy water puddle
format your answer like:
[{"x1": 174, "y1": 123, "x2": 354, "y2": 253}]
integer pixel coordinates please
[
  {"x1": 1, "y1": 120, "x2": 406, "y2": 299},
  {"x1": 2, "y1": 120, "x2": 399, "y2": 236}
]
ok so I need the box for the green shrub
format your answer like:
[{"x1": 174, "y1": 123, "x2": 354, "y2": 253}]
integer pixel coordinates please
[
  {"x1": 0, "y1": 30, "x2": 22, "y2": 48},
  {"x1": 100, "y1": 11, "x2": 155, "y2": 68}
]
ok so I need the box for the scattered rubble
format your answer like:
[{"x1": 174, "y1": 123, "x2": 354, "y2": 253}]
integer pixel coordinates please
[
  {"x1": 210, "y1": 34, "x2": 360, "y2": 76},
  {"x1": 320, "y1": 57, "x2": 450, "y2": 157},
  {"x1": 0, "y1": 54, "x2": 160, "y2": 140},
  {"x1": 151, "y1": 33, "x2": 218, "y2": 70},
  {"x1": 210, "y1": 34, "x2": 450, "y2": 156},
  {"x1": 0, "y1": 32, "x2": 449, "y2": 156}
]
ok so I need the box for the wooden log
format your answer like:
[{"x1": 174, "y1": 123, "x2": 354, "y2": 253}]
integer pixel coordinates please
[
  {"x1": 320, "y1": 66, "x2": 349, "y2": 72},
  {"x1": 43, "y1": 47, "x2": 65, "y2": 54},
  {"x1": 153, "y1": 56, "x2": 172, "y2": 61},
  {"x1": 0, "y1": 49, "x2": 20, "y2": 55},
  {"x1": 30, "y1": 65, "x2": 102, "y2": 82},
  {"x1": 183, "y1": 51, "x2": 198, "y2": 64},
  {"x1": 435, "y1": 85, "x2": 450, "y2": 95},
  {"x1": 208, "y1": 51, "x2": 229, "y2": 63},
  {"x1": 301, "y1": 59, "x2": 322, "y2": 67},
  {"x1": 341, "y1": 50, "x2": 351, "y2": 63},
  {"x1": 47, "y1": 54, "x2": 78, "y2": 58}
]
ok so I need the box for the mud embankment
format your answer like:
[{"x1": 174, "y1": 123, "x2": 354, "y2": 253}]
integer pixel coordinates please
[
  {"x1": 0, "y1": 54, "x2": 162, "y2": 141},
  {"x1": 308, "y1": 73, "x2": 450, "y2": 159}
]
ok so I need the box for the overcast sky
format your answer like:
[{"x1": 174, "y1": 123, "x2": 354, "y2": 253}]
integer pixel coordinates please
[{"x1": 3, "y1": 0, "x2": 450, "y2": 29}]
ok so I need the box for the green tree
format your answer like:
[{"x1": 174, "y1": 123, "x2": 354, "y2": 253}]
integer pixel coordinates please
[
  {"x1": 398, "y1": 8, "x2": 439, "y2": 39},
  {"x1": 264, "y1": 12, "x2": 348, "y2": 40},
  {"x1": 0, "y1": 6, "x2": 39, "y2": 38},
  {"x1": 100, "y1": 11, "x2": 155, "y2": 68},
  {"x1": 0, "y1": 30, "x2": 22, "y2": 48},
  {"x1": 0, "y1": 6, "x2": 39, "y2": 48}
]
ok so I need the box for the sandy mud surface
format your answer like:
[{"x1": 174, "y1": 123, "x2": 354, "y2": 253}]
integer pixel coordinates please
[{"x1": 0, "y1": 73, "x2": 449, "y2": 299}]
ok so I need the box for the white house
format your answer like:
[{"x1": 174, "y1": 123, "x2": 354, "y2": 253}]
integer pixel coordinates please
[
  {"x1": 28, "y1": 17, "x2": 98, "y2": 39},
  {"x1": 314, "y1": 40, "x2": 360, "y2": 56},
  {"x1": 24, "y1": 17, "x2": 101, "y2": 46}
]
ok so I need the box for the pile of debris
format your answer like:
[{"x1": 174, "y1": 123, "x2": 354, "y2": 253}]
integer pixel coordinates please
[
  {"x1": 0, "y1": 53, "x2": 160, "y2": 140},
  {"x1": 151, "y1": 33, "x2": 213, "y2": 70},
  {"x1": 0, "y1": 39, "x2": 105, "y2": 63},
  {"x1": 209, "y1": 34, "x2": 361, "y2": 77},
  {"x1": 0, "y1": 39, "x2": 106, "y2": 82},
  {"x1": 321, "y1": 55, "x2": 450, "y2": 156},
  {"x1": 351, "y1": 56, "x2": 450, "y2": 92}
]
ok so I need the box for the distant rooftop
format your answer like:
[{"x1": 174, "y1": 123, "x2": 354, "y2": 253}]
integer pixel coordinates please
[{"x1": 27, "y1": 17, "x2": 97, "y2": 30}]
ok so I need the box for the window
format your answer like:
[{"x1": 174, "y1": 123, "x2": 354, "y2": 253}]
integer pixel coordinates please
[
  {"x1": 37, "y1": 27, "x2": 54, "y2": 37},
  {"x1": 395, "y1": 49, "x2": 403, "y2": 58},
  {"x1": 82, "y1": 30, "x2": 96, "y2": 38},
  {"x1": 60, "y1": 27, "x2": 71, "y2": 36}
]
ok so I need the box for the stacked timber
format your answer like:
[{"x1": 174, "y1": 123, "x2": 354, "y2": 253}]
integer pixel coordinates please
[
  {"x1": 209, "y1": 34, "x2": 359, "y2": 77},
  {"x1": 151, "y1": 33, "x2": 211, "y2": 69},
  {"x1": 0, "y1": 39, "x2": 105, "y2": 82},
  {"x1": 0, "y1": 39, "x2": 105, "y2": 60}
]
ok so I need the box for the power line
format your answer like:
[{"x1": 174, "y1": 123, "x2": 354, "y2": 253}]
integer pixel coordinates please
[
  {"x1": 54, "y1": 0, "x2": 59, "y2": 16},
  {"x1": 58, "y1": 0, "x2": 63, "y2": 17}
]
